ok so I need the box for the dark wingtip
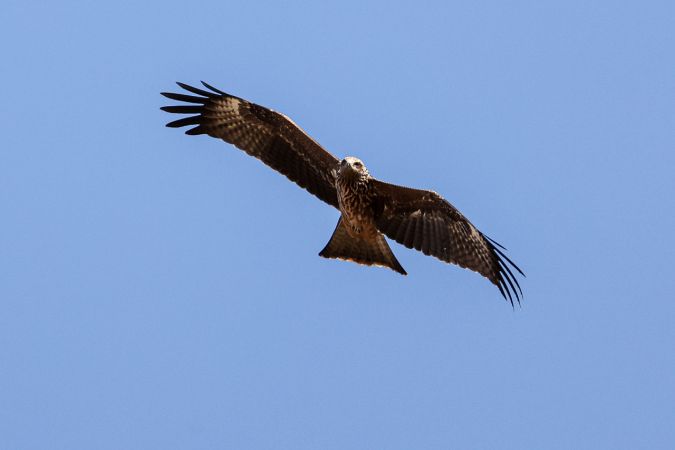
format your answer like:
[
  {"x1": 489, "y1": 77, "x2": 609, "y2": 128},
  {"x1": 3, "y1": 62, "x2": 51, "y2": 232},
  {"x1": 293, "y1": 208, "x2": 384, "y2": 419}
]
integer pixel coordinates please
[
  {"x1": 495, "y1": 281, "x2": 510, "y2": 305},
  {"x1": 185, "y1": 126, "x2": 205, "y2": 135},
  {"x1": 484, "y1": 234, "x2": 507, "y2": 250},
  {"x1": 484, "y1": 235, "x2": 524, "y2": 306},
  {"x1": 201, "y1": 81, "x2": 228, "y2": 96},
  {"x1": 176, "y1": 82, "x2": 216, "y2": 98},
  {"x1": 498, "y1": 259, "x2": 523, "y2": 297},
  {"x1": 500, "y1": 278, "x2": 515, "y2": 307},
  {"x1": 166, "y1": 116, "x2": 201, "y2": 128},
  {"x1": 492, "y1": 245, "x2": 526, "y2": 278},
  {"x1": 161, "y1": 92, "x2": 208, "y2": 104},
  {"x1": 161, "y1": 105, "x2": 203, "y2": 114}
]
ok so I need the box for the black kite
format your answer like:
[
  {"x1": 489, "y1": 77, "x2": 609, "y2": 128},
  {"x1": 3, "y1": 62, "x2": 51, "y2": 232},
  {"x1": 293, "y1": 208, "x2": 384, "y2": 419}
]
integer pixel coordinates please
[{"x1": 161, "y1": 82, "x2": 524, "y2": 304}]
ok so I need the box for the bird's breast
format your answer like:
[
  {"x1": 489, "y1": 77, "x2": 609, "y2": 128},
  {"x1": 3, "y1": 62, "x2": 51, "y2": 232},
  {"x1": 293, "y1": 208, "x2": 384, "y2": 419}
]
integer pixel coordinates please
[{"x1": 336, "y1": 177, "x2": 378, "y2": 238}]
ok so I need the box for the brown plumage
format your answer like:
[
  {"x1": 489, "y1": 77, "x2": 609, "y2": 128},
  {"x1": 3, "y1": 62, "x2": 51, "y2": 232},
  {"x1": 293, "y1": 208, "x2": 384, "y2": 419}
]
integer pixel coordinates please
[{"x1": 161, "y1": 82, "x2": 524, "y2": 305}]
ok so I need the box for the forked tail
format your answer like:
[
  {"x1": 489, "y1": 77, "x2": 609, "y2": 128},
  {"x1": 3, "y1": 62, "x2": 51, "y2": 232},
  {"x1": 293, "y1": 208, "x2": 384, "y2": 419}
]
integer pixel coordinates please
[{"x1": 319, "y1": 218, "x2": 406, "y2": 275}]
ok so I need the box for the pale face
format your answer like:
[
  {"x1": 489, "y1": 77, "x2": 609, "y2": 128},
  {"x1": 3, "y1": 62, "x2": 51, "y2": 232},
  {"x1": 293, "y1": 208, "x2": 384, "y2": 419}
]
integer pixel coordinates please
[{"x1": 339, "y1": 156, "x2": 368, "y2": 177}]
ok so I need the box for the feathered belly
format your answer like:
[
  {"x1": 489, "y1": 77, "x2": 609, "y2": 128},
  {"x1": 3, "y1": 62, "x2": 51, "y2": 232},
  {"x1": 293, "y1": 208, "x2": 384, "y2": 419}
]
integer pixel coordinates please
[{"x1": 337, "y1": 181, "x2": 378, "y2": 239}]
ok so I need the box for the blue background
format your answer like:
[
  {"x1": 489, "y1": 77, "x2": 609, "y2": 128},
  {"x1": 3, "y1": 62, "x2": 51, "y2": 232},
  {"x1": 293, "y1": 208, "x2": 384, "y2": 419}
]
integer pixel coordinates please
[{"x1": 2, "y1": 1, "x2": 674, "y2": 448}]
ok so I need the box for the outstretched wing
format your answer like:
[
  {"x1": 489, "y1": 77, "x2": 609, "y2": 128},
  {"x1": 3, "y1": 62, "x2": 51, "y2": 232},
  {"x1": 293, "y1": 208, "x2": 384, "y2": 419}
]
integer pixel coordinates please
[
  {"x1": 372, "y1": 180, "x2": 524, "y2": 305},
  {"x1": 161, "y1": 82, "x2": 340, "y2": 208}
]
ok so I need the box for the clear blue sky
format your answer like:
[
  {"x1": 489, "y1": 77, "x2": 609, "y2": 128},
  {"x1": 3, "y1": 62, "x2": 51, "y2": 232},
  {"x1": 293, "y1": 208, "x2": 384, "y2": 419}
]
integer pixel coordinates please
[{"x1": 2, "y1": 1, "x2": 674, "y2": 449}]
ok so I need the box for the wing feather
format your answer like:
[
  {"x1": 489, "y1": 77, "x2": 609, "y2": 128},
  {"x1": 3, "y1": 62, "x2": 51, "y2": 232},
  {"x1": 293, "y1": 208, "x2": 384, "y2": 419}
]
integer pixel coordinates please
[
  {"x1": 372, "y1": 179, "x2": 524, "y2": 305},
  {"x1": 422, "y1": 216, "x2": 434, "y2": 256},
  {"x1": 161, "y1": 82, "x2": 340, "y2": 208}
]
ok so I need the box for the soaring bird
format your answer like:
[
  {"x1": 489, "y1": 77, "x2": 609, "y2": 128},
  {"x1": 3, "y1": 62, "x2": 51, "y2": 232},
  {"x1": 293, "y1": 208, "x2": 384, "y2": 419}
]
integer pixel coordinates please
[{"x1": 161, "y1": 82, "x2": 524, "y2": 304}]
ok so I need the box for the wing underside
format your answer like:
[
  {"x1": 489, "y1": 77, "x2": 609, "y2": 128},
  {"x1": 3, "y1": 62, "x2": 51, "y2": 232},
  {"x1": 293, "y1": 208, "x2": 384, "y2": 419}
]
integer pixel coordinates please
[
  {"x1": 372, "y1": 180, "x2": 524, "y2": 305},
  {"x1": 161, "y1": 82, "x2": 340, "y2": 208}
]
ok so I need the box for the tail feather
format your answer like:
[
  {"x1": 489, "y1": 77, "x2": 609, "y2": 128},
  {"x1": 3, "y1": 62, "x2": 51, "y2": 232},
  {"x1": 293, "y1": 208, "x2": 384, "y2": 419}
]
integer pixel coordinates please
[{"x1": 319, "y1": 218, "x2": 406, "y2": 275}]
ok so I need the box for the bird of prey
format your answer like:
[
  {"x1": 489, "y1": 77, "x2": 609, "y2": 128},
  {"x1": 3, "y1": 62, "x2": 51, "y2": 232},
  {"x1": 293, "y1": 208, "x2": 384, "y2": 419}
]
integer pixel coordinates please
[{"x1": 161, "y1": 82, "x2": 524, "y2": 304}]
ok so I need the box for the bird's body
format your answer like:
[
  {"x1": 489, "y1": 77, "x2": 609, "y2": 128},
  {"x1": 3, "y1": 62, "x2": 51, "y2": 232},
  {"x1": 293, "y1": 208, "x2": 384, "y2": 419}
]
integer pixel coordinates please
[
  {"x1": 321, "y1": 156, "x2": 406, "y2": 275},
  {"x1": 336, "y1": 157, "x2": 376, "y2": 238},
  {"x1": 161, "y1": 82, "x2": 524, "y2": 304}
]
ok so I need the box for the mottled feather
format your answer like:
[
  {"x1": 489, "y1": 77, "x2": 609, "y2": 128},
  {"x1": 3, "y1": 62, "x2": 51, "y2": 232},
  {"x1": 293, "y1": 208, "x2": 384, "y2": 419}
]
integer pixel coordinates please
[
  {"x1": 319, "y1": 218, "x2": 406, "y2": 275},
  {"x1": 161, "y1": 82, "x2": 340, "y2": 208},
  {"x1": 161, "y1": 82, "x2": 524, "y2": 304},
  {"x1": 371, "y1": 180, "x2": 524, "y2": 305}
]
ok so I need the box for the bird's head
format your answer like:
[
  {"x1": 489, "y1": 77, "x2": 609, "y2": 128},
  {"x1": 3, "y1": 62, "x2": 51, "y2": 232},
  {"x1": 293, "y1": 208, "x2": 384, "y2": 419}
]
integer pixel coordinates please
[{"x1": 339, "y1": 156, "x2": 369, "y2": 180}]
